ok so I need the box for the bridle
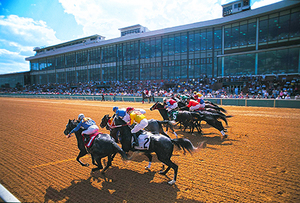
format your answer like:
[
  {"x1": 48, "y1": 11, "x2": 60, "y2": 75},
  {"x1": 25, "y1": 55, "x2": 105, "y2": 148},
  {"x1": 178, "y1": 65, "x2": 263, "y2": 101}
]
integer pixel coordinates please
[{"x1": 151, "y1": 102, "x2": 166, "y2": 110}]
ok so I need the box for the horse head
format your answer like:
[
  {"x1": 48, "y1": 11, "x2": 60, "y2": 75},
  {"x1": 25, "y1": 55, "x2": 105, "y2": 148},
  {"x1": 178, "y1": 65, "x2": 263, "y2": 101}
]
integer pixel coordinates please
[
  {"x1": 100, "y1": 114, "x2": 110, "y2": 129},
  {"x1": 150, "y1": 101, "x2": 163, "y2": 111},
  {"x1": 64, "y1": 119, "x2": 77, "y2": 135}
]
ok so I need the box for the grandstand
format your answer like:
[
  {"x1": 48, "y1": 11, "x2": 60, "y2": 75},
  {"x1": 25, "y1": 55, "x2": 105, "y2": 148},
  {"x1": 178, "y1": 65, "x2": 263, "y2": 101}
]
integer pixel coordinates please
[{"x1": 0, "y1": 0, "x2": 299, "y2": 90}]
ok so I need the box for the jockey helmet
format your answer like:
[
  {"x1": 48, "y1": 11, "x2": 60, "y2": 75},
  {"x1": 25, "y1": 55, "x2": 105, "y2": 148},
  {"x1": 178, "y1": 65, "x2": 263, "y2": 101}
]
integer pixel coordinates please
[
  {"x1": 113, "y1": 106, "x2": 118, "y2": 112},
  {"x1": 126, "y1": 107, "x2": 134, "y2": 113},
  {"x1": 163, "y1": 97, "x2": 167, "y2": 102},
  {"x1": 78, "y1": 113, "x2": 85, "y2": 121}
]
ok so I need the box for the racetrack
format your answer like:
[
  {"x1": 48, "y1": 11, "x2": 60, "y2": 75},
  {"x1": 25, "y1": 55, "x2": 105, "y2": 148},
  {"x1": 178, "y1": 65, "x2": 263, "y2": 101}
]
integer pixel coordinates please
[{"x1": 0, "y1": 97, "x2": 299, "y2": 202}]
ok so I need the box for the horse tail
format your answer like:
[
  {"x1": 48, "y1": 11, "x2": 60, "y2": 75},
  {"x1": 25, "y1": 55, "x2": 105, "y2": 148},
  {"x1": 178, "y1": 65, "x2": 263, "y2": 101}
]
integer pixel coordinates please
[
  {"x1": 112, "y1": 141, "x2": 129, "y2": 160},
  {"x1": 219, "y1": 115, "x2": 228, "y2": 126},
  {"x1": 171, "y1": 138, "x2": 196, "y2": 154},
  {"x1": 212, "y1": 113, "x2": 228, "y2": 125},
  {"x1": 218, "y1": 106, "x2": 227, "y2": 113}
]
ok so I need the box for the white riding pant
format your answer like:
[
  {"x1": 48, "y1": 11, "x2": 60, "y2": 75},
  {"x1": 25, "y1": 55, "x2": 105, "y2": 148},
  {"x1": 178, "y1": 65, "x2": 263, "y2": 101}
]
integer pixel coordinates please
[
  {"x1": 190, "y1": 104, "x2": 201, "y2": 111},
  {"x1": 122, "y1": 113, "x2": 130, "y2": 123},
  {"x1": 167, "y1": 103, "x2": 178, "y2": 112},
  {"x1": 82, "y1": 125, "x2": 99, "y2": 135},
  {"x1": 199, "y1": 103, "x2": 205, "y2": 108},
  {"x1": 131, "y1": 119, "x2": 148, "y2": 133}
]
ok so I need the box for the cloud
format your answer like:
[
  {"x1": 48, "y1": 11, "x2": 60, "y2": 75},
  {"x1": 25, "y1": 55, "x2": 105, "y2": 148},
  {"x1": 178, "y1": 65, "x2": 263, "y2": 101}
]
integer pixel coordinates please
[
  {"x1": 251, "y1": 0, "x2": 282, "y2": 9},
  {"x1": 0, "y1": 15, "x2": 61, "y2": 74},
  {"x1": 59, "y1": 0, "x2": 223, "y2": 39}
]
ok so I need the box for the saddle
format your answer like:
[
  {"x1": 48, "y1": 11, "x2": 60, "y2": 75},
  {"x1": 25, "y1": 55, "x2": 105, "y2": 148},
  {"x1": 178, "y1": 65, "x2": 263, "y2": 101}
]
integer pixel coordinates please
[
  {"x1": 83, "y1": 132, "x2": 100, "y2": 148},
  {"x1": 195, "y1": 108, "x2": 205, "y2": 111},
  {"x1": 131, "y1": 131, "x2": 151, "y2": 150}
]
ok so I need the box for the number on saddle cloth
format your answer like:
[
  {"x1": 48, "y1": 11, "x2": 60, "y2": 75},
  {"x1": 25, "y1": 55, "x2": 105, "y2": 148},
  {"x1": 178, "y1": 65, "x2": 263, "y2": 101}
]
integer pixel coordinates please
[
  {"x1": 132, "y1": 132, "x2": 151, "y2": 150},
  {"x1": 168, "y1": 111, "x2": 178, "y2": 120}
]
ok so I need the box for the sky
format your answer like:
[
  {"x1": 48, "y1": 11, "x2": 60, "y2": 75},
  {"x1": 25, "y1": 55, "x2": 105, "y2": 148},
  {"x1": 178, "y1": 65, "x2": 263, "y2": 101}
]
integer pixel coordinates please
[{"x1": 0, "y1": 0, "x2": 282, "y2": 75}]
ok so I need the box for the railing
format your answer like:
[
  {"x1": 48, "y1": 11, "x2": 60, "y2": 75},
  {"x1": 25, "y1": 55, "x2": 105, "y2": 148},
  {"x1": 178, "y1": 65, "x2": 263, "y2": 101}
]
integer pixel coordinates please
[{"x1": 0, "y1": 93, "x2": 300, "y2": 108}]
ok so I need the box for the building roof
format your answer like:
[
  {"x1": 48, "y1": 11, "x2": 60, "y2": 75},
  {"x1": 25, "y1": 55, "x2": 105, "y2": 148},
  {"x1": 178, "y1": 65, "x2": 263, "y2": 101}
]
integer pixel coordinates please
[{"x1": 118, "y1": 24, "x2": 143, "y2": 31}]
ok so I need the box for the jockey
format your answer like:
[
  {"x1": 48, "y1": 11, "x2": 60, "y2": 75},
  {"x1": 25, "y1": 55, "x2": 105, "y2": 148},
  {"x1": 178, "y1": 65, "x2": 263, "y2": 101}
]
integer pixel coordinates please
[
  {"x1": 186, "y1": 98, "x2": 202, "y2": 111},
  {"x1": 163, "y1": 97, "x2": 178, "y2": 112},
  {"x1": 68, "y1": 113, "x2": 99, "y2": 143},
  {"x1": 127, "y1": 107, "x2": 148, "y2": 147},
  {"x1": 193, "y1": 96, "x2": 205, "y2": 109},
  {"x1": 116, "y1": 107, "x2": 131, "y2": 123}
]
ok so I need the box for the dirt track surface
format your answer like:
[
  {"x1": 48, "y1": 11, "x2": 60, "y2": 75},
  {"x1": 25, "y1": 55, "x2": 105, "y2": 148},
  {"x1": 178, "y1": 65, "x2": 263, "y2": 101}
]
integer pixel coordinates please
[{"x1": 0, "y1": 97, "x2": 299, "y2": 203}]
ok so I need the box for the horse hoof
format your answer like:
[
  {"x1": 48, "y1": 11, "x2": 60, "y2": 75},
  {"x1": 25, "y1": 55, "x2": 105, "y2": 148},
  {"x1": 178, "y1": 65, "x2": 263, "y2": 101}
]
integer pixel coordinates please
[
  {"x1": 159, "y1": 171, "x2": 166, "y2": 175},
  {"x1": 168, "y1": 180, "x2": 176, "y2": 185}
]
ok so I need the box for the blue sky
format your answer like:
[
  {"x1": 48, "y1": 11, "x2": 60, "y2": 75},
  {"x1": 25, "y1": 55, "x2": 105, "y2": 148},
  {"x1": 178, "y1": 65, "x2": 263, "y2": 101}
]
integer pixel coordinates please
[{"x1": 0, "y1": 0, "x2": 282, "y2": 75}]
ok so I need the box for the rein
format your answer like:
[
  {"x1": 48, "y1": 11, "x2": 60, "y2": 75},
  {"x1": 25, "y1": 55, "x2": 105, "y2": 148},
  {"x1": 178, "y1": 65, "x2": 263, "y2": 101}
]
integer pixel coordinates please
[
  {"x1": 107, "y1": 121, "x2": 128, "y2": 129},
  {"x1": 152, "y1": 102, "x2": 166, "y2": 110}
]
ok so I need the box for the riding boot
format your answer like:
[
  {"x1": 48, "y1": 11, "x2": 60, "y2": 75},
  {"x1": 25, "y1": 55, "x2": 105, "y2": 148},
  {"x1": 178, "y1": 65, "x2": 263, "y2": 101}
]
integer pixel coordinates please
[
  {"x1": 83, "y1": 134, "x2": 90, "y2": 144},
  {"x1": 132, "y1": 133, "x2": 139, "y2": 147}
]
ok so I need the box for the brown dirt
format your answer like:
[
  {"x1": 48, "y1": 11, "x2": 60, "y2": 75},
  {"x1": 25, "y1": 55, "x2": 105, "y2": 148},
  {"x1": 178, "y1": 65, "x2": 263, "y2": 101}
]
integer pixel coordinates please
[{"x1": 0, "y1": 97, "x2": 299, "y2": 203}]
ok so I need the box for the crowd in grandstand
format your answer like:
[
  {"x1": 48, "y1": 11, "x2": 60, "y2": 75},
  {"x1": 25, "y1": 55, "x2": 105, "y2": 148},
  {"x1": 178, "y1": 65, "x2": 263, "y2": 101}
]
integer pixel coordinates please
[{"x1": 1, "y1": 75, "x2": 299, "y2": 99}]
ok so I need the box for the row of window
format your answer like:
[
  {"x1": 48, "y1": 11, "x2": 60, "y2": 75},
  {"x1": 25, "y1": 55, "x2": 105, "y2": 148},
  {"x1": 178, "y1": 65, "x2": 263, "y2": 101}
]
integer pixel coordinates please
[{"x1": 30, "y1": 47, "x2": 299, "y2": 84}]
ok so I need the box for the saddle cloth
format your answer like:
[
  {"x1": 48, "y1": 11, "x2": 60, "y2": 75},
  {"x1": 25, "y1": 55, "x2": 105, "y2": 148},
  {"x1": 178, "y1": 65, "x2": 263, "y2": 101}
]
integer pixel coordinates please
[
  {"x1": 132, "y1": 132, "x2": 151, "y2": 150},
  {"x1": 83, "y1": 132, "x2": 100, "y2": 148}
]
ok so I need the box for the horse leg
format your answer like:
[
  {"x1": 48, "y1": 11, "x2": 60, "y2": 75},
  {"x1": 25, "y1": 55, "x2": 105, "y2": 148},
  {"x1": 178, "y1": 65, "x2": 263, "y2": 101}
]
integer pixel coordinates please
[
  {"x1": 91, "y1": 154, "x2": 98, "y2": 166},
  {"x1": 144, "y1": 153, "x2": 152, "y2": 169},
  {"x1": 92, "y1": 157, "x2": 103, "y2": 172},
  {"x1": 207, "y1": 119, "x2": 227, "y2": 138},
  {"x1": 170, "y1": 124, "x2": 177, "y2": 138},
  {"x1": 158, "y1": 159, "x2": 178, "y2": 185},
  {"x1": 101, "y1": 155, "x2": 112, "y2": 173},
  {"x1": 77, "y1": 150, "x2": 89, "y2": 167}
]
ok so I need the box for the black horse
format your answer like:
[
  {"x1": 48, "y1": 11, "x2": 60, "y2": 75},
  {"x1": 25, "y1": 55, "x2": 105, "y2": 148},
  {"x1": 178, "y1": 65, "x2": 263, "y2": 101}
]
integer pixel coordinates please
[
  {"x1": 113, "y1": 116, "x2": 197, "y2": 185},
  {"x1": 150, "y1": 102, "x2": 228, "y2": 137},
  {"x1": 64, "y1": 119, "x2": 128, "y2": 173},
  {"x1": 150, "y1": 102, "x2": 201, "y2": 133},
  {"x1": 177, "y1": 100, "x2": 228, "y2": 117},
  {"x1": 100, "y1": 114, "x2": 178, "y2": 139}
]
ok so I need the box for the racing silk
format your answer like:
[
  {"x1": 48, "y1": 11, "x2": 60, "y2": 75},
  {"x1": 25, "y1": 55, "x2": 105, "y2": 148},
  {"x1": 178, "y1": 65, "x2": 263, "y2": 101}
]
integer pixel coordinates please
[
  {"x1": 167, "y1": 99, "x2": 177, "y2": 106},
  {"x1": 187, "y1": 99, "x2": 202, "y2": 111},
  {"x1": 108, "y1": 117, "x2": 115, "y2": 126},
  {"x1": 134, "y1": 109, "x2": 146, "y2": 115},
  {"x1": 187, "y1": 99, "x2": 199, "y2": 107},
  {"x1": 166, "y1": 99, "x2": 178, "y2": 112},
  {"x1": 70, "y1": 118, "x2": 96, "y2": 134},
  {"x1": 116, "y1": 108, "x2": 127, "y2": 117},
  {"x1": 196, "y1": 98, "x2": 205, "y2": 109},
  {"x1": 196, "y1": 98, "x2": 205, "y2": 104},
  {"x1": 130, "y1": 111, "x2": 146, "y2": 125}
]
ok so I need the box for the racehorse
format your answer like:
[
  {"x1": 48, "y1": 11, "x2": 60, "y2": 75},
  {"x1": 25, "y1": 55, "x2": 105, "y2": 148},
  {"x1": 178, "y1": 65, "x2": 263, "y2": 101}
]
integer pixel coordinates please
[
  {"x1": 177, "y1": 100, "x2": 227, "y2": 116},
  {"x1": 100, "y1": 114, "x2": 178, "y2": 139},
  {"x1": 150, "y1": 102, "x2": 201, "y2": 133},
  {"x1": 142, "y1": 92, "x2": 155, "y2": 103},
  {"x1": 150, "y1": 102, "x2": 228, "y2": 137},
  {"x1": 113, "y1": 116, "x2": 197, "y2": 185},
  {"x1": 64, "y1": 119, "x2": 128, "y2": 173}
]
